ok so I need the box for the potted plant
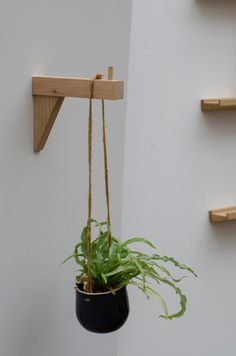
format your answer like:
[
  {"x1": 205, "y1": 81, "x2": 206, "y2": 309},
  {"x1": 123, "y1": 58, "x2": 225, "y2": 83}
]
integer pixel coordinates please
[{"x1": 62, "y1": 219, "x2": 197, "y2": 333}]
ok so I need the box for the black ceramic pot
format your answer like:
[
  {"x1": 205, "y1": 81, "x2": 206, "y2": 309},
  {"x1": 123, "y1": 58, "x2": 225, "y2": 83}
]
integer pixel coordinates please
[{"x1": 75, "y1": 284, "x2": 129, "y2": 333}]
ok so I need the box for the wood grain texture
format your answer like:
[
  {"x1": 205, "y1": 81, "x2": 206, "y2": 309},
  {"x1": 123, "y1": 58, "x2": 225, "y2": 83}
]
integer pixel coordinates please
[
  {"x1": 34, "y1": 95, "x2": 64, "y2": 152},
  {"x1": 209, "y1": 206, "x2": 236, "y2": 222},
  {"x1": 32, "y1": 72, "x2": 124, "y2": 151},
  {"x1": 201, "y1": 98, "x2": 236, "y2": 111},
  {"x1": 32, "y1": 76, "x2": 124, "y2": 100}
]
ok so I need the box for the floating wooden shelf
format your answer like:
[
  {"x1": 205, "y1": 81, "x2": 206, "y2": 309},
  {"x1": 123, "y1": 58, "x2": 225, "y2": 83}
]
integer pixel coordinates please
[
  {"x1": 201, "y1": 98, "x2": 236, "y2": 111},
  {"x1": 209, "y1": 206, "x2": 236, "y2": 222},
  {"x1": 32, "y1": 66, "x2": 124, "y2": 152}
]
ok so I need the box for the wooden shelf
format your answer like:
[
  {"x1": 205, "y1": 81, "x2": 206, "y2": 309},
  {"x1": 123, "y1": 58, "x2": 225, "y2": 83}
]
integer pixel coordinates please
[
  {"x1": 32, "y1": 76, "x2": 123, "y2": 101},
  {"x1": 209, "y1": 206, "x2": 236, "y2": 222},
  {"x1": 201, "y1": 98, "x2": 236, "y2": 111},
  {"x1": 32, "y1": 66, "x2": 124, "y2": 152}
]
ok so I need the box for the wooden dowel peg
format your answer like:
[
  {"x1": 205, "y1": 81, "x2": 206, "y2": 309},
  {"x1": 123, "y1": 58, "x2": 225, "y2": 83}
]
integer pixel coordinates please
[{"x1": 108, "y1": 66, "x2": 114, "y2": 80}]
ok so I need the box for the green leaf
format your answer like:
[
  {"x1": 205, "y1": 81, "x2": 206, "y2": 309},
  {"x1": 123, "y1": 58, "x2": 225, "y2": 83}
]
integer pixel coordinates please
[
  {"x1": 80, "y1": 226, "x2": 88, "y2": 257},
  {"x1": 131, "y1": 256, "x2": 147, "y2": 289},
  {"x1": 60, "y1": 253, "x2": 81, "y2": 265},
  {"x1": 105, "y1": 264, "x2": 136, "y2": 277},
  {"x1": 130, "y1": 281, "x2": 169, "y2": 318},
  {"x1": 123, "y1": 237, "x2": 156, "y2": 249},
  {"x1": 158, "y1": 278, "x2": 187, "y2": 319},
  {"x1": 153, "y1": 255, "x2": 197, "y2": 277},
  {"x1": 150, "y1": 262, "x2": 186, "y2": 283}
]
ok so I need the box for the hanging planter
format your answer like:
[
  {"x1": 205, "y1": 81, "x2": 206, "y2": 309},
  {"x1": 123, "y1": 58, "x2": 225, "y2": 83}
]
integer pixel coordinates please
[
  {"x1": 63, "y1": 220, "x2": 196, "y2": 333},
  {"x1": 75, "y1": 284, "x2": 129, "y2": 333},
  {"x1": 62, "y1": 73, "x2": 197, "y2": 333}
]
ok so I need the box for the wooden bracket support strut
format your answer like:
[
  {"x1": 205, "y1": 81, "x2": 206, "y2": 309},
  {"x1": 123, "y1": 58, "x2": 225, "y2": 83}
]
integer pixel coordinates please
[
  {"x1": 32, "y1": 66, "x2": 123, "y2": 152},
  {"x1": 34, "y1": 96, "x2": 64, "y2": 152}
]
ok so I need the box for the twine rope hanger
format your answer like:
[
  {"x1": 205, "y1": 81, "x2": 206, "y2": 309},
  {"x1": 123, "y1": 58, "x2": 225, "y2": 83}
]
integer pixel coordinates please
[{"x1": 86, "y1": 74, "x2": 112, "y2": 293}]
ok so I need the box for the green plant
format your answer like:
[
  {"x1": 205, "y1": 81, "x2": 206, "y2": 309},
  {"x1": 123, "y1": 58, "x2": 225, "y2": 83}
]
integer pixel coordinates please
[{"x1": 63, "y1": 219, "x2": 197, "y2": 320}]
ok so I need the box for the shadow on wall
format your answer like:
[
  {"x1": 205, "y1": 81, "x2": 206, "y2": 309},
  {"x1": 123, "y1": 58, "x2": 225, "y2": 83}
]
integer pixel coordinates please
[
  {"x1": 195, "y1": 0, "x2": 236, "y2": 18},
  {"x1": 201, "y1": 110, "x2": 236, "y2": 137},
  {"x1": 206, "y1": 220, "x2": 236, "y2": 260},
  {"x1": 196, "y1": 0, "x2": 236, "y2": 6},
  {"x1": 209, "y1": 220, "x2": 236, "y2": 241}
]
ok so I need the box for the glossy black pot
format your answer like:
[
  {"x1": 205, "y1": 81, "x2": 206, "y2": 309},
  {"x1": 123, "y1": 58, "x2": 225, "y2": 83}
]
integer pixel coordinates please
[{"x1": 75, "y1": 284, "x2": 129, "y2": 333}]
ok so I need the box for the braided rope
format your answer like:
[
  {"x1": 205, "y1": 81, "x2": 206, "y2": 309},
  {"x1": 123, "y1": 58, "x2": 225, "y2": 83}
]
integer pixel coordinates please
[
  {"x1": 102, "y1": 99, "x2": 111, "y2": 245},
  {"x1": 86, "y1": 78, "x2": 112, "y2": 292},
  {"x1": 86, "y1": 79, "x2": 94, "y2": 293}
]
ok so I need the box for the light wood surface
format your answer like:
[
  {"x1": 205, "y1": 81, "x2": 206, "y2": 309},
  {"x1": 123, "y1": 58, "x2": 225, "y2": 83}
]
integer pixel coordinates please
[
  {"x1": 34, "y1": 95, "x2": 64, "y2": 152},
  {"x1": 108, "y1": 66, "x2": 114, "y2": 80},
  {"x1": 201, "y1": 98, "x2": 236, "y2": 111},
  {"x1": 209, "y1": 206, "x2": 236, "y2": 222},
  {"x1": 32, "y1": 76, "x2": 123, "y2": 100},
  {"x1": 32, "y1": 67, "x2": 124, "y2": 152}
]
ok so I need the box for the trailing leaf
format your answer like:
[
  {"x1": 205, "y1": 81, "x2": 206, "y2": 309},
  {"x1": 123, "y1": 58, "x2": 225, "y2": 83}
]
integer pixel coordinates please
[
  {"x1": 122, "y1": 237, "x2": 156, "y2": 249},
  {"x1": 152, "y1": 255, "x2": 197, "y2": 277}
]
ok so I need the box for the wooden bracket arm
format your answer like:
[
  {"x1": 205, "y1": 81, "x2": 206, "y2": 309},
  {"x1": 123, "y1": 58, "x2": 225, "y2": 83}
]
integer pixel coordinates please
[{"x1": 32, "y1": 76, "x2": 123, "y2": 100}]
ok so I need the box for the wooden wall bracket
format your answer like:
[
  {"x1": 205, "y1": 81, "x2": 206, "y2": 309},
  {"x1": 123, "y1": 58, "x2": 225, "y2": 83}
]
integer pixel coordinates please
[
  {"x1": 209, "y1": 206, "x2": 236, "y2": 223},
  {"x1": 32, "y1": 66, "x2": 124, "y2": 152},
  {"x1": 201, "y1": 98, "x2": 236, "y2": 111}
]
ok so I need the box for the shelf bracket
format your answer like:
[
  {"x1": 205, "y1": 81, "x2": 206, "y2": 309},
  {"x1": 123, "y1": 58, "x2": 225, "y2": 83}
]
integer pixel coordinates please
[
  {"x1": 201, "y1": 98, "x2": 236, "y2": 111},
  {"x1": 32, "y1": 66, "x2": 124, "y2": 152},
  {"x1": 209, "y1": 206, "x2": 236, "y2": 223}
]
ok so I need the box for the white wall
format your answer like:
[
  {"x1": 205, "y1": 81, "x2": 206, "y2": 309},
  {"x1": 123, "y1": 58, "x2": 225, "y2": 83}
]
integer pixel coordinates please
[
  {"x1": 119, "y1": 1, "x2": 236, "y2": 355},
  {"x1": 0, "y1": 1, "x2": 131, "y2": 356}
]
